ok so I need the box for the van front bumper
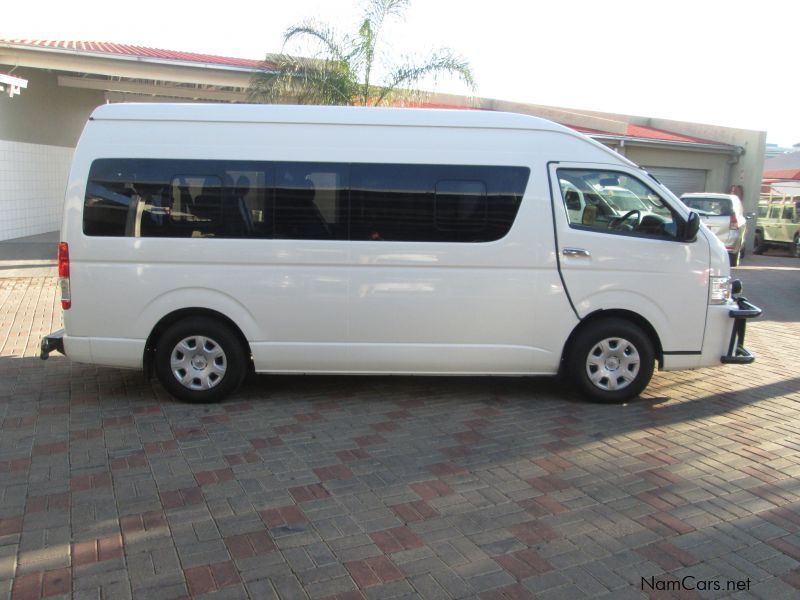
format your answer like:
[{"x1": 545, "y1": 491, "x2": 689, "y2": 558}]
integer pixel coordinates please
[
  {"x1": 720, "y1": 296, "x2": 761, "y2": 364},
  {"x1": 40, "y1": 329, "x2": 66, "y2": 359}
]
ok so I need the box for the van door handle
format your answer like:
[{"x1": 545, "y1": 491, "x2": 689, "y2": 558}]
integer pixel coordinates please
[{"x1": 562, "y1": 247, "x2": 591, "y2": 258}]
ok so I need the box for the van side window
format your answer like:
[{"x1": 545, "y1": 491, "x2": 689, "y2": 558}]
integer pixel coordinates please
[
  {"x1": 84, "y1": 180, "x2": 137, "y2": 237},
  {"x1": 557, "y1": 169, "x2": 679, "y2": 240},
  {"x1": 435, "y1": 181, "x2": 487, "y2": 232},
  {"x1": 350, "y1": 164, "x2": 527, "y2": 242},
  {"x1": 782, "y1": 205, "x2": 794, "y2": 220},
  {"x1": 162, "y1": 176, "x2": 222, "y2": 237},
  {"x1": 273, "y1": 163, "x2": 348, "y2": 240},
  {"x1": 85, "y1": 159, "x2": 272, "y2": 238},
  {"x1": 223, "y1": 169, "x2": 272, "y2": 238},
  {"x1": 84, "y1": 160, "x2": 528, "y2": 242},
  {"x1": 769, "y1": 206, "x2": 781, "y2": 219}
]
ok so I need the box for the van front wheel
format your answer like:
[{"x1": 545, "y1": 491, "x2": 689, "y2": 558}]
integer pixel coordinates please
[
  {"x1": 567, "y1": 319, "x2": 655, "y2": 403},
  {"x1": 155, "y1": 317, "x2": 246, "y2": 403}
]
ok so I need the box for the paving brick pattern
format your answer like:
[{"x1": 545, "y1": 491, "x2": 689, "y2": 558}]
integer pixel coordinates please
[{"x1": 0, "y1": 255, "x2": 799, "y2": 599}]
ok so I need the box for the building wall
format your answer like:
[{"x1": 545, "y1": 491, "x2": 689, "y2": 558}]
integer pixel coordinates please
[
  {"x1": 0, "y1": 140, "x2": 73, "y2": 239},
  {"x1": 0, "y1": 68, "x2": 105, "y2": 146},
  {"x1": 620, "y1": 146, "x2": 731, "y2": 192},
  {"x1": 0, "y1": 69, "x2": 104, "y2": 240}
]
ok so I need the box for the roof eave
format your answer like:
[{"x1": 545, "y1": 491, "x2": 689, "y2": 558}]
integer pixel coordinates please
[
  {"x1": 0, "y1": 41, "x2": 274, "y2": 75},
  {"x1": 588, "y1": 133, "x2": 740, "y2": 154}
]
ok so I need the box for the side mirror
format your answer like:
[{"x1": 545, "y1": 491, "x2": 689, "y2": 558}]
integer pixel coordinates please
[
  {"x1": 684, "y1": 211, "x2": 700, "y2": 242},
  {"x1": 746, "y1": 212, "x2": 756, "y2": 220}
]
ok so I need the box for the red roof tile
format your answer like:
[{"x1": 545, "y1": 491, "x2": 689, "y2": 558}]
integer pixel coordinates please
[
  {"x1": 625, "y1": 124, "x2": 722, "y2": 145},
  {"x1": 763, "y1": 169, "x2": 800, "y2": 180},
  {"x1": 0, "y1": 39, "x2": 271, "y2": 70}
]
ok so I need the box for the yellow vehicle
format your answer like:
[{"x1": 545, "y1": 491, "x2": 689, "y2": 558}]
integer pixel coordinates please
[{"x1": 754, "y1": 194, "x2": 800, "y2": 258}]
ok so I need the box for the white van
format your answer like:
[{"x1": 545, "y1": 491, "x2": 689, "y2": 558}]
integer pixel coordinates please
[{"x1": 40, "y1": 104, "x2": 761, "y2": 403}]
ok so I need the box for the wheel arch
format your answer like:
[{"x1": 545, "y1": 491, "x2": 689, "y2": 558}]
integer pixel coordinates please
[
  {"x1": 143, "y1": 308, "x2": 253, "y2": 379},
  {"x1": 560, "y1": 309, "x2": 664, "y2": 372}
]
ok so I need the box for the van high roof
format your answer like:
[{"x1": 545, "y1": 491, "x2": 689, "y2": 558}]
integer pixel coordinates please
[{"x1": 90, "y1": 103, "x2": 574, "y2": 133}]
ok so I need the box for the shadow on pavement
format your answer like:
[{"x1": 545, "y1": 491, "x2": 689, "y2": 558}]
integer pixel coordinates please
[{"x1": 3, "y1": 353, "x2": 796, "y2": 453}]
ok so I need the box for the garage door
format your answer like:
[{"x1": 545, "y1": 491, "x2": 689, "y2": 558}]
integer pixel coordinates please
[{"x1": 644, "y1": 167, "x2": 707, "y2": 197}]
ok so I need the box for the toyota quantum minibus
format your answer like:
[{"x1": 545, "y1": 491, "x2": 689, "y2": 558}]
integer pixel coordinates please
[{"x1": 41, "y1": 104, "x2": 761, "y2": 403}]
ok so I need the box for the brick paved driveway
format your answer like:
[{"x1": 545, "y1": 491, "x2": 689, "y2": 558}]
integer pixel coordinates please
[{"x1": 0, "y1": 253, "x2": 799, "y2": 599}]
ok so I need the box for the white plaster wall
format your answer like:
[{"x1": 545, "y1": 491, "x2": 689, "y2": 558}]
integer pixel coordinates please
[{"x1": 0, "y1": 140, "x2": 73, "y2": 241}]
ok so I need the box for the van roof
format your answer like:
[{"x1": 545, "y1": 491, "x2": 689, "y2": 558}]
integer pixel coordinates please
[{"x1": 90, "y1": 103, "x2": 574, "y2": 133}]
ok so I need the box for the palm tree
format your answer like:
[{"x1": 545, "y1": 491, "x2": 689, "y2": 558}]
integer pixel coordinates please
[{"x1": 248, "y1": 0, "x2": 475, "y2": 106}]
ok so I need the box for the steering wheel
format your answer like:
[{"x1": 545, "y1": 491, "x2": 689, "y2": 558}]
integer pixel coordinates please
[{"x1": 610, "y1": 209, "x2": 642, "y2": 231}]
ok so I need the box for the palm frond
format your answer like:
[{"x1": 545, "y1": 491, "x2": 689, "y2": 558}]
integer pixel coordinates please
[
  {"x1": 247, "y1": 54, "x2": 356, "y2": 105},
  {"x1": 374, "y1": 50, "x2": 475, "y2": 106},
  {"x1": 284, "y1": 22, "x2": 345, "y2": 61},
  {"x1": 365, "y1": 0, "x2": 410, "y2": 25},
  {"x1": 247, "y1": 0, "x2": 475, "y2": 107}
]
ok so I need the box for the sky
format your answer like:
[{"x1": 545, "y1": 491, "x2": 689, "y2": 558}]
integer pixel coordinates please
[{"x1": 5, "y1": 0, "x2": 800, "y2": 146}]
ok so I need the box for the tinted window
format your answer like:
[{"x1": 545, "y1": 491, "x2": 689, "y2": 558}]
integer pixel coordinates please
[
  {"x1": 84, "y1": 180, "x2": 137, "y2": 237},
  {"x1": 769, "y1": 206, "x2": 782, "y2": 219},
  {"x1": 435, "y1": 180, "x2": 487, "y2": 231},
  {"x1": 350, "y1": 164, "x2": 527, "y2": 242},
  {"x1": 782, "y1": 205, "x2": 794, "y2": 220},
  {"x1": 273, "y1": 163, "x2": 348, "y2": 240},
  {"x1": 85, "y1": 160, "x2": 528, "y2": 242},
  {"x1": 85, "y1": 159, "x2": 272, "y2": 238}
]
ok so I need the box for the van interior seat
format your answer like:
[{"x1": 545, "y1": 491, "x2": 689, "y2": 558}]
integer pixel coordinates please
[
  {"x1": 274, "y1": 184, "x2": 331, "y2": 239},
  {"x1": 582, "y1": 204, "x2": 598, "y2": 226}
]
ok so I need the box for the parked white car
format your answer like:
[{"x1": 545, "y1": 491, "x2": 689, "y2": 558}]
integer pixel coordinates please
[
  {"x1": 681, "y1": 193, "x2": 747, "y2": 266},
  {"x1": 40, "y1": 104, "x2": 761, "y2": 404}
]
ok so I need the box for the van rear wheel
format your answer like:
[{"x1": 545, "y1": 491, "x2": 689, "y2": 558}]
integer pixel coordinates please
[
  {"x1": 155, "y1": 317, "x2": 246, "y2": 403},
  {"x1": 567, "y1": 318, "x2": 655, "y2": 403}
]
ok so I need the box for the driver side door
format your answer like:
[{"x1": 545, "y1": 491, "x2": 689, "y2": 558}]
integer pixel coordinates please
[{"x1": 549, "y1": 163, "x2": 709, "y2": 353}]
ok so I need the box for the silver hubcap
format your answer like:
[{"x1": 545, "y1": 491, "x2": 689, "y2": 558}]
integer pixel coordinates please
[
  {"x1": 586, "y1": 337, "x2": 640, "y2": 391},
  {"x1": 171, "y1": 336, "x2": 227, "y2": 390}
]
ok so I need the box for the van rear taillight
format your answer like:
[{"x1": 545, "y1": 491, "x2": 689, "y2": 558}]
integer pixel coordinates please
[{"x1": 58, "y1": 242, "x2": 71, "y2": 310}]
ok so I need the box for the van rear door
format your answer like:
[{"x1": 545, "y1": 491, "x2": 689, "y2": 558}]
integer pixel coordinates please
[{"x1": 549, "y1": 163, "x2": 710, "y2": 354}]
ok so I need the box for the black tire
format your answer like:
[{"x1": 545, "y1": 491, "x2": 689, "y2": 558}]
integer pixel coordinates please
[
  {"x1": 729, "y1": 251, "x2": 740, "y2": 268},
  {"x1": 793, "y1": 235, "x2": 800, "y2": 259},
  {"x1": 566, "y1": 318, "x2": 655, "y2": 403},
  {"x1": 753, "y1": 232, "x2": 766, "y2": 255},
  {"x1": 154, "y1": 317, "x2": 247, "y2": 403}
]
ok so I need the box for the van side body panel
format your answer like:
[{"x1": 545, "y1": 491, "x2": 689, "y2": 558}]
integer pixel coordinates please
[{"x1": 62, "y1": 114, "x2": 620, "y2": 375}]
